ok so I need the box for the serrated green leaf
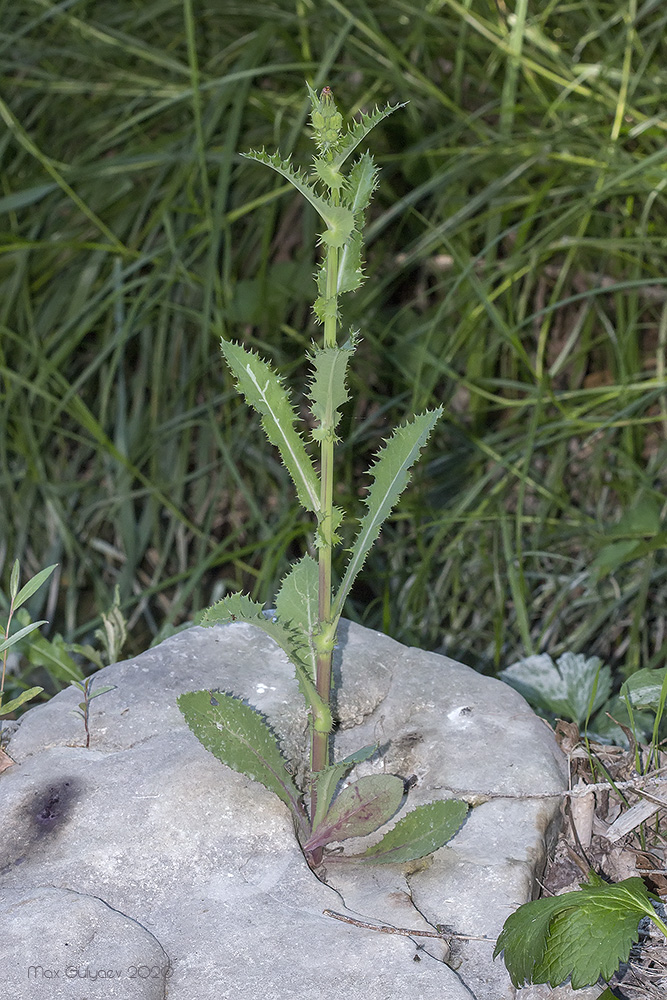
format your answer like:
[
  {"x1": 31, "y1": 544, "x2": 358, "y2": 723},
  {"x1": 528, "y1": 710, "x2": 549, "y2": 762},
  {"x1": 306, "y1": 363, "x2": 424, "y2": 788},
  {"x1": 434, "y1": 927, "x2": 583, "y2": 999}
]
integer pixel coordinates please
[
  {"x1": 0, "y1": 686, "x2": 44, "y2": 716},
  {"x1": 220, "y1": 339, "x2": 320, "y2": 514},
  {"x1": 241, "y1": 148, "x2": 353, "y2": 247},
  {"x1": 311, "y1": 744, "x2": 379, "y2": 829},
  {"x1": 178, "y1": 689, "x2": 307, "y2": 834},
  {"x1": 0, "y1": 620, "x2": 49, "y2": 654},
  {"x1": 307, "y1": 340, "x2": 355, "y2": 443},
  {"x1": 355, "y1": 798, "x2": 469, "y2": 864},
  {"x1": 12, "y1": 563, "x2": 57, "y2": 611},
  {"x1": 303, "y1": 774, "x2": 404, "y2": 852},
  {"x1": 199, "y1": 594, "x2": 332, "y2": 734},
  {"x1": 494, "y1": 872, "x2": 660, "y2": 989},
  {"x1": 344, "y1": 152, "x2": 378, "y2": 215},
  {"x1": 274, "y1": 555, "x2": 319, "y2": 679},
  {"x1": 330, "y1": 101, "x2": 407, "y2": 170},
  {"x1": 337, "y1": 228, "x2": 364, "y2": 296},
  {"x1": 332, "y1": 408, "x2": 443, "y2": 622}
]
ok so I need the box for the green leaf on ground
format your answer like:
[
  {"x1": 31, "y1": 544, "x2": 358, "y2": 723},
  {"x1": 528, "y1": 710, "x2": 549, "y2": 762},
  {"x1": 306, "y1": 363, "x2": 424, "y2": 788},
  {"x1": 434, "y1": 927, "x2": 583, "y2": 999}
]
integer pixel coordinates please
[
  {"x1": 494, "y1": 871, "x2": 663, "y2": 989},
  {"x1": 178, "y1": 689, "x2": 307, "y2": 834},
  {"x1": 311, "y1": 744, "x2": 378, "y2": 830},
  {"x1": 303, "y1": 774, "x2": 404, "y2": 852},
  {"x1": 355, "y1": 798, "x2": 469, "y2": 864}
]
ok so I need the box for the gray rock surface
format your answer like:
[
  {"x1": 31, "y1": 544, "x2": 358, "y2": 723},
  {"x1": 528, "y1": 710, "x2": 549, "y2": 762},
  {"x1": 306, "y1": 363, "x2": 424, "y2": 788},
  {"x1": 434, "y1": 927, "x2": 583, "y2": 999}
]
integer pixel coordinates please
[{"x1": 1, "y1": 620, "x2": 581, "y2": 999}]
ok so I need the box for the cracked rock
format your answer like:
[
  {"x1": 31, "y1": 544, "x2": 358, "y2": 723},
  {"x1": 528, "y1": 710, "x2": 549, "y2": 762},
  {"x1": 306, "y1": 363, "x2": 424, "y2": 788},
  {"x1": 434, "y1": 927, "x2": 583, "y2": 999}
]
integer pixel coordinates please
[{"x1": 2, "y1": 620, "x2": 571, "y2": 999}]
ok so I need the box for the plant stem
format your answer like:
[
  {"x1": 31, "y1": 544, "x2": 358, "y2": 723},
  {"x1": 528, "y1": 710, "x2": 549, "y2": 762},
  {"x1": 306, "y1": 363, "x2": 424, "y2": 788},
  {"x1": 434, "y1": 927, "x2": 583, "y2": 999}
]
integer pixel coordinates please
[{"x1": 310, "y1": 240, "x2": 339, "y2": 812}]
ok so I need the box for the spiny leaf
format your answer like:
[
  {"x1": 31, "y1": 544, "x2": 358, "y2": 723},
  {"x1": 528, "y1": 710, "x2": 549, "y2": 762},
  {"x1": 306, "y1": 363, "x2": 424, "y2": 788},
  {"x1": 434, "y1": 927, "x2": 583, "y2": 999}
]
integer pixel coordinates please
[
  {"x1": 274, "y1": 555, "x2": 320, "y2": 679},
  {"x1": 303, "y1": 774, "x2": 404, "y2": 852},
  {"x1": 178, "y1": 689, "x2": 307, "y2": 835},
  {"x1": 307, "y1": 82, "x2": 343, "y2": 160},
  {"x1": 220, "y1": 340, "x2": 320, "y2": 514},
  {"x1": 241, "y1": 148, "x2": 354, "y2": 247},
  {"x1": 355, "y1": 798, "x2": 469, "y2": 864},
  {"x1": 494, "y1": 872, "x2": 663, "y2": 988},
  {"x1": 343, "y1": 151, "x2": 378, "y2": 215},
  {"x1": 337, "y1": 228, "x2": 364, "y2": 296},
  {"x1": 332, "y1": 408, "x2": 443, "y2": 622},
  {"x1": 331, "y1": 101, "x2": 407, "y2": 170},
  {"x1": 199, "y1": 594, "x2": 332, "y2": 733},
  {"x1": 311, "y1": 744, "x2": 379, "y2": 830},
  {"x1": 307, "y1": 339, "x2": 355, "y2": 443}
]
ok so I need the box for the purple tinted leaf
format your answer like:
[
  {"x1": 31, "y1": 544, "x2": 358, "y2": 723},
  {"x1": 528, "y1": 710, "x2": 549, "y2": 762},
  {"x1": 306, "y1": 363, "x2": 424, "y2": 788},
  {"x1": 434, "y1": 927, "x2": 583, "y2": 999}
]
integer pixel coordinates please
[{"x1": 304, "y1": 774, "x2": 404, "y2": 852}]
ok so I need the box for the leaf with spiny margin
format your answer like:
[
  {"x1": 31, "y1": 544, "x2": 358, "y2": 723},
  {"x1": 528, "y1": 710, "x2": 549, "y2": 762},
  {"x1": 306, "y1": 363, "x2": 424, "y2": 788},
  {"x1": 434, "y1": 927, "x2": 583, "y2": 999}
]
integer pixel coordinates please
[
  {"x1": 220, "y1": 340, "x2": 320, "y2": 514},
  {"x1": 177, "y1": 689, "x2": 307, "y2": 836},
  {"x1": 199, "y1": 594, "x2": 332, "y2": 733},
  {"x1": 337, "y1": 228, "x2": 364, "y2": 296},
  {"x1": 330, "y1": 102, "x2": 407, "y2": 170},
  {"x1": 493, "y1": 871, "x2": 665, "y2": 989},
  {"x1": 354, "y1": 798, "x2": 469, "y2": 864},
  {"x1": 274, "y1": 555, "x2": 319, "y2": 680},
  {"x1": 303, "y1": 774, "x2": 404, "y2": 853},
  {"x1": 307, "y1": 339, "x2": 355, "y2": 444},
  {"x1": 311, "y1": 743, "x2": 379, "y2": 830},
  {"x1": 241, "y1": 149, "x2": 354, "y2": 248},
  {"x1": 332, "y1": 408, "x2": 443, "y2": 622},
  {"x1": 343, "y1": 152, "x2": 378, "y2": 215}
]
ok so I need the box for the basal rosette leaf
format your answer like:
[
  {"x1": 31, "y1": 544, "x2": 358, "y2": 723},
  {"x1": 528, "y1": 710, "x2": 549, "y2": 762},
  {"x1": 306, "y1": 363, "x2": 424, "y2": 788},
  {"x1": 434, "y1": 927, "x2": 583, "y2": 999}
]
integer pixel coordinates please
[
  {"x1": 494, "y1": 871, "x2": 661, "y2": 988},
  {"x1": 199, "y1": 594, "x2": 332, "y2": 734},
  {"x1": 332, "y1": 408, "x2": 443, "y2": 622},
  {"x1": 355, "y1": 798, "x2": 469, "y2": 864},
  {"x1": 303, "y1": 774, "x2": 404, "y2": 853},
  {"x1": 311, "y1": 744, "x2": 379, "y2": 830},
  {"x1": 178, "y1": 689, "x2": 308, "y2": 836},
  {"x1": 220, "y1": 339, "x2": 320, "y2": 514}
]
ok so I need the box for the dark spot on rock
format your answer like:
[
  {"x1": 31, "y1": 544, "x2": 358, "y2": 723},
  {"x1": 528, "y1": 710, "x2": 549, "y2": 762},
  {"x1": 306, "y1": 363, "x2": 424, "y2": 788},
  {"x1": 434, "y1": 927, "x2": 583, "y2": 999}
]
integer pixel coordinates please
[
  {"x1": 31, "y1": 779, "x2": 79, "y2": 833},
  {"x1": 395, "y1": 731, "x2": 423, "y2": 751}
]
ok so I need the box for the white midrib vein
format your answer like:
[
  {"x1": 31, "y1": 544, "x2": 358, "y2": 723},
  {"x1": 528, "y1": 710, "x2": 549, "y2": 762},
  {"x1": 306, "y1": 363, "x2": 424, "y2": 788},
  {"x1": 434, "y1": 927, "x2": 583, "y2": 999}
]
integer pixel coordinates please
[{"x1": 247, "y1": 365, "x2": 320, "y2": 513}]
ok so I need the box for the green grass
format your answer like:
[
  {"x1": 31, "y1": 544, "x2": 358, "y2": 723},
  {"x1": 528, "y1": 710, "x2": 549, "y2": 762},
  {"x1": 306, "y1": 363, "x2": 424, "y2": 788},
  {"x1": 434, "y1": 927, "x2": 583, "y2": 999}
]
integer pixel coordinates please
[{"x1": 1, "y1": 0, "x2": 666, "y2": 703}]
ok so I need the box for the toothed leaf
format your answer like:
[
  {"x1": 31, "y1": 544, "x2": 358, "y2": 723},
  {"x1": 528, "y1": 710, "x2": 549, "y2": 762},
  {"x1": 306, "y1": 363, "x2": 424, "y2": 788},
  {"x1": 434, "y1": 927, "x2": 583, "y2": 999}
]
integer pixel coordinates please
[
  {"x1": 241, "y1": 148, "x2": 353, "y2": 248},
  {"x1": 304, "y1": 774, "x2": 404, "y2": 852},
  {"x1": 199, "y1": 594, "x2": 331, "y2": 733},
  {"x1": 178, "y1": 689, "x2": 307, "y2": 832},
  {"x1": 308, "y1": 340, "x2": 355, "y2": 443},
  {"x1": 332, "y1": 408, "x2": 443, "y2": 621},
  {"x1": 220, "y1": 339, "x2": 320, "y2": 514},
  {"x1": 494, "y1": 871, "x2": 661, "y2": 989},
  {"x1": 331, "y1": 101, "x2": 407, "y2": 170},
  {"x1": 274, "y1": 555, "x2": 320, "y2": 679},
  {"x1": 355, "y1": 798, "x2": 469, "y2": 864}
]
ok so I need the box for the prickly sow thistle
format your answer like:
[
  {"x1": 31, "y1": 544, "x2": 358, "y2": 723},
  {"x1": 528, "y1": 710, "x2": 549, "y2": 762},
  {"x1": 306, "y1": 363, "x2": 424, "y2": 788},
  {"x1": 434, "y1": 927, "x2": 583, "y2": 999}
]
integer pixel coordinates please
[{"x1": 178, "y1": 86, "x2": 468, "y2": 868}]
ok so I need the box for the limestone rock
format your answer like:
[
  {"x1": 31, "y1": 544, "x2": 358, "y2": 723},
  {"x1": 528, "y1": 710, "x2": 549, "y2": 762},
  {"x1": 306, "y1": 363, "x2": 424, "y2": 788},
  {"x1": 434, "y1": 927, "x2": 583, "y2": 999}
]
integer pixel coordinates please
[{"x1": 1, "y1": 620, "x2": 572, "y2": 999}]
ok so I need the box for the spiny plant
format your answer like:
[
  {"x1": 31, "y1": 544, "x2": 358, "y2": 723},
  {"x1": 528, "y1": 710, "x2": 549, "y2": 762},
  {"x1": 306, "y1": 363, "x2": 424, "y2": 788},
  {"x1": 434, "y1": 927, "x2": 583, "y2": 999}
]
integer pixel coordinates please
[{"x1": 178, "y1": 85, "x2": 468, "y2": 869}]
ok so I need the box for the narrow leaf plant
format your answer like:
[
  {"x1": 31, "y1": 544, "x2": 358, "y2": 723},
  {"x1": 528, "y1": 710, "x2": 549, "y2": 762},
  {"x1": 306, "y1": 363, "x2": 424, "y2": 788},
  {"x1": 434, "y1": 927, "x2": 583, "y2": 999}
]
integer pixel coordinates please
[{"x1": 178, "y1": 86, "x2": 467, "y2": 869}]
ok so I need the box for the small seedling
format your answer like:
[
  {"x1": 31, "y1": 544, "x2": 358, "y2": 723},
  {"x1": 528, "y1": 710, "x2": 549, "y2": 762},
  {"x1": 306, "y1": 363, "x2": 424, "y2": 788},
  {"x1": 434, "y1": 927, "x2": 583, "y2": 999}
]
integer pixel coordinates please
[
  {"x1": 178, "y1": 85, "x2": 468, "y2": 868},
  {"x1": 70, "y1": 675, "x2": 116, "y2": 748},
  {"x1": 1, "y1": 560, "x2": 58, "y2": 720}
]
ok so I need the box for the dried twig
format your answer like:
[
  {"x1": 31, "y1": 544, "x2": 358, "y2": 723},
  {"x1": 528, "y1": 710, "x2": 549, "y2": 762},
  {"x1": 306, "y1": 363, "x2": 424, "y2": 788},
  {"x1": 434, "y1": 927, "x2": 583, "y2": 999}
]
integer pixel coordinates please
[{"x1": 322, "y1": 909, "x2": 493, "y2": 941}]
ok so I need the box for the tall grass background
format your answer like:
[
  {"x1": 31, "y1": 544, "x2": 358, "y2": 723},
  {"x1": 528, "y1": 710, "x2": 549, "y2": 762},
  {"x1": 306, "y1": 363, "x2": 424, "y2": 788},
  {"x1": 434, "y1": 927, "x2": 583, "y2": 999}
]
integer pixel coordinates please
[{"x1": 1, "y1": 0, "x2": 666, "y2": 704}]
